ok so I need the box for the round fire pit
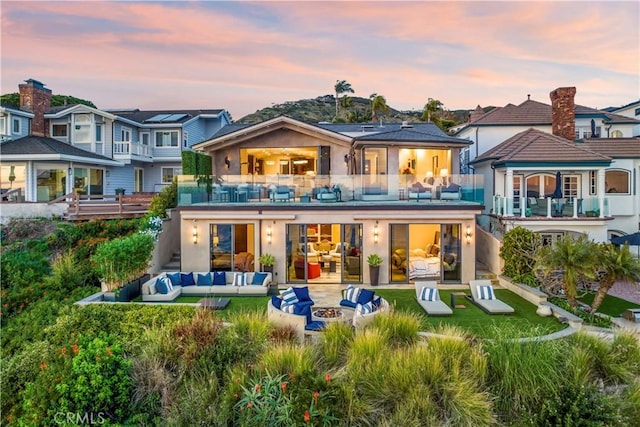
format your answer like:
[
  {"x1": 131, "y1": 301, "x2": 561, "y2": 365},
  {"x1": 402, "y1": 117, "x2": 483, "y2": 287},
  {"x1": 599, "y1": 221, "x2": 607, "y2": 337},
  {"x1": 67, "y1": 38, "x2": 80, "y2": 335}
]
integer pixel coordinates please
[{"x1": 312, "y1": 308, "x2": 345, "y2": 323}]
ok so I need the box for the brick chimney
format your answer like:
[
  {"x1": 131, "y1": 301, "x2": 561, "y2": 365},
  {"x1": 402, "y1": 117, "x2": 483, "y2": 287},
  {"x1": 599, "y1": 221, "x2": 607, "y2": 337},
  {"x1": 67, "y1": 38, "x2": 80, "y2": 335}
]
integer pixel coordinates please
[
  {"x1": 19, "y1": 78, "x2": 52, "y2": 136},
  {"x1": 549, "y1": 86, "x2": 576, "y2": 140}
]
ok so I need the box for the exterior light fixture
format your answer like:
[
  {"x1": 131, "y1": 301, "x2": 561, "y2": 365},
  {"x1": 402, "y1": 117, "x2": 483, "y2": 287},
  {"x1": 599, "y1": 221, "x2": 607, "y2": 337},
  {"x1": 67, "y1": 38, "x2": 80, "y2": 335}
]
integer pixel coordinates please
[
  {"x1": 192, "y1": 221, "x2": 198, "y2": 244},
  {"x1": 373, "y1": 221, "x2": 379, "y2": 244},
  {"x1": 465, "y1": 225, "x2": 472, "y2": 244},
  {"x1": 224, "y1": 156, "x2": 231, "y2": 168},
  {"x1": 266, "y1": 225, "x2": 272, "y2": 244}
]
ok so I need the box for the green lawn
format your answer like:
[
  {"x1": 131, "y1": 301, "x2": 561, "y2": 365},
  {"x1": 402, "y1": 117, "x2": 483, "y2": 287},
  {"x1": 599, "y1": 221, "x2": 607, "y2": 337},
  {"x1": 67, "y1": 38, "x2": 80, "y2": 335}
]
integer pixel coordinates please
[
  {"x1": 172, "y1": 289, "x2": 569, "y2": 338},
  {"x1": 577, "y1": 292, "x2": 640, "y2": 317}
]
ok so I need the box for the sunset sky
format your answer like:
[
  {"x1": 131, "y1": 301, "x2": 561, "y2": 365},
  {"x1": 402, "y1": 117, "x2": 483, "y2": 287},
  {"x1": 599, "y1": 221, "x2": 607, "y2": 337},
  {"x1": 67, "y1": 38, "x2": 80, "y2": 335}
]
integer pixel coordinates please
[{"x1": 1, "y1": 1, "x2": 638, "y2": 120}]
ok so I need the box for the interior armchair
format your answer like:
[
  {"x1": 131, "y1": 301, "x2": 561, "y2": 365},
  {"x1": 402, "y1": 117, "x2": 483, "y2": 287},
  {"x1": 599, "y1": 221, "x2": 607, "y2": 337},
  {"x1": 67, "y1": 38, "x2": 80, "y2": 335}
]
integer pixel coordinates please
[
  {"x1": 299, "y1": 242, "x2": 319, "y2": 263},
  {"x1": 330, "y1": 242, "x2": 349, "y2": 262}
]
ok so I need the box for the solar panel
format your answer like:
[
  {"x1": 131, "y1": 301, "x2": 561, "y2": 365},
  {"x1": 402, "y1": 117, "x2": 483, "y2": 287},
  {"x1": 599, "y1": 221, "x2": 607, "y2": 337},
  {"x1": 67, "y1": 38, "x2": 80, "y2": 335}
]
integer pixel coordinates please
[
  {"x1": 146, "y1": 114, "x2": 172, "y2": 122},
  {"x1": 163, "y1": 114, "x2": 187, "y2": 122}
]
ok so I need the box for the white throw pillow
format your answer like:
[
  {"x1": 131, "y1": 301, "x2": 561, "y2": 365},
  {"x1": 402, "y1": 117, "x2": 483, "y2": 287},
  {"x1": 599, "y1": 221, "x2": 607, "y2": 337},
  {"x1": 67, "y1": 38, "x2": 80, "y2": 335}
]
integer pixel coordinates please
[
  {"x1": 233, "y1": 273, "x2": 247, "y2": 286},
  {"x1": 345, "y1": 285, "x2": 360, "y2": 303},
  {"x1": 280, "y1": 287, "x2": 299, "y2": 306}
]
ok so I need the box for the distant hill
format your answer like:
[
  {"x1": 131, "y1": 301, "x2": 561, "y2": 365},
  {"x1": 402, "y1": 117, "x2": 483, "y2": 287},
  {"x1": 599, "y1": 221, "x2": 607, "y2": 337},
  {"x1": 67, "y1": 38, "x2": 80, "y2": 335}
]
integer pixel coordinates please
[{"x1": 237, "y1": 95, "x2": 478, "y2": 128}]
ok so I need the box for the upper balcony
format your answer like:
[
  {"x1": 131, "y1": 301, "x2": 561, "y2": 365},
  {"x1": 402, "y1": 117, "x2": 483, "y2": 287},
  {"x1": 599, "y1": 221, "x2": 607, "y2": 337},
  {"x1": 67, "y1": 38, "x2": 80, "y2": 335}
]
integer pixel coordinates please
[
  {"x1": 491, "y1": 195, "x2": 611, "y2": 220},
  {"x1": 113, "y1": 141, "x2": 152, "y2": 161},
  {"x1": 176, "y1": 173, "x2": 485, "y2": 208}
]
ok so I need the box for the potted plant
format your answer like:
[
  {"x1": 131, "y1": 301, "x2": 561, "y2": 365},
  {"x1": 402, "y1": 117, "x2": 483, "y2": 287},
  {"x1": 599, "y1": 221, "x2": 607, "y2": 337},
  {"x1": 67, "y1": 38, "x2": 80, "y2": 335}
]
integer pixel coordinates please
[
  {"x1": 259, "y1": 253, "x2": 275, "y2": 273},
  {"x1": 367, "y1": 253, "x2": 383, "y2": 286},
  {"x1": 91, "y1": 232, "x2": 155, "y2": 301}
]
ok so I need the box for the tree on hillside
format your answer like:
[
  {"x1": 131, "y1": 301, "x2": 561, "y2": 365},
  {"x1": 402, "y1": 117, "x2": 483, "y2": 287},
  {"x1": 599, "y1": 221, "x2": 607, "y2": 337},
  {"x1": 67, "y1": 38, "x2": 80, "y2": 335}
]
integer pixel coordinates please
[
  {"x1": 592, "y1": 243, "x2": 640, "y2": 313},
  {"x1": 369, "y1": 93, "x2": 391, "y2": 123},
  {"x1": 334, "y1": 80, "x2": 354, "y2": 117},
  {"x1": 422, "y1": 98, "x2": 444, "y2": 123},
  {"x1": 1, "y1": 92, "x2": 96, "y2": 109}
]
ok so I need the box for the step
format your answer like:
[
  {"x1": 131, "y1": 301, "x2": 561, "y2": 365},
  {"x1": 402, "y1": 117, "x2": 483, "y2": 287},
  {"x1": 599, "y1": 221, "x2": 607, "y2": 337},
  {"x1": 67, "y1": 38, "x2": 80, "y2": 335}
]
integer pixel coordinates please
[{"x1": 162, "y1": 261, "x2": 181, "y2": 270}]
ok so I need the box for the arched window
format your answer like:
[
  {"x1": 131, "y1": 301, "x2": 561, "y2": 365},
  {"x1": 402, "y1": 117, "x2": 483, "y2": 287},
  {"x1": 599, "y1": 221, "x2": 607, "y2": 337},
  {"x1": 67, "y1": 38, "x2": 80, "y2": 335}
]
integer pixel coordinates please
[
  {"x1": 610, "y1": 130, "x2": 623, "y2": 138},
  {"x1": 605, "y1": 169, "x2": 629, "y2": 194}
]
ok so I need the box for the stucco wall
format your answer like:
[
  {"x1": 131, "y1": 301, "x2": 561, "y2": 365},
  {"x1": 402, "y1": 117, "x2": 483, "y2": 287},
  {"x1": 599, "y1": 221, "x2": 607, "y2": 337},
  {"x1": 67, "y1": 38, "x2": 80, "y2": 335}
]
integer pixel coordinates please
[
  {"x1": 0, "y1": 203, "x2": 67, "y2": 224},
  {"x1": 149, "y1": 209, "x2": 181, "y2": 274},
  {"x1": 476, "y1": 226, "x2": 503, "y2": 274}
]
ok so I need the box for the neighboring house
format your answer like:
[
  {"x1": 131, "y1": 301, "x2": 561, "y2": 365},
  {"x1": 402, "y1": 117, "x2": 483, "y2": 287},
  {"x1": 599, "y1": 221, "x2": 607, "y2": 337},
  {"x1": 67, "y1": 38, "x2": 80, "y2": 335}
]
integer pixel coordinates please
[
  {"x1": 470, "y1": 87, "x2": 640, "y2": 242},
  {"x1": 0, "y1": 79, "x2": 232, "y2": 202},
  {"x1": 175, "y1": 115, "x2": 483, "y2": 286},
  {"x1": 456, "y1": 88, "x2": 640, "y2": 173},
  {"x1": 606, "y1": 99, "x2": 640, "y2": 136}
]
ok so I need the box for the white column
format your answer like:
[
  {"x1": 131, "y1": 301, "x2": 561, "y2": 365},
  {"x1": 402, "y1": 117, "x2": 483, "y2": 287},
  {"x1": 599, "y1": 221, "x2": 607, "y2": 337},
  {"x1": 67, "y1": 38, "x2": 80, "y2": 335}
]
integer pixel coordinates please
[
  {"x1": 598, "y1": 168, "x2": 606, "y2": 218},
  {"x1": 505, "y1": 169, "x2": 514, "y2": 216}
]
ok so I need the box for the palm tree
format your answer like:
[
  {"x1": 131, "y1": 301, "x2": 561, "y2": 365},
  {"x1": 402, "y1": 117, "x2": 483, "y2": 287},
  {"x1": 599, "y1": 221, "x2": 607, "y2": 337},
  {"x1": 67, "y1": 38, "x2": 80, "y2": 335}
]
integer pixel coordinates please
[
  {"x1": 534, "y1": 235, "x2": 598, "y2": 309},
  {"x1": 369, "y1": 93, "x2": 391, "y2": 123},
  {"x1": 334, "y1": 80, "x2": 354, "y2": 117},
  {"x1": 591, "y1": 243, "x2": 640, "y2": 313},
  {"x1": 422, "y1": 98, "x2": 444, "y2": 122}
]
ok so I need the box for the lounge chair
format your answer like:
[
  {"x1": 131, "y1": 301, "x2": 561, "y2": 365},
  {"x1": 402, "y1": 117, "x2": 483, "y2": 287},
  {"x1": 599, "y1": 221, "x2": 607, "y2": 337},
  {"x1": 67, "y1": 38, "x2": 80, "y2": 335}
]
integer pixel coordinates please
[
  {"x1": 468, "y1": 280, "x2": 515, "y2": 314},
  {"x1": 414, "y1": 281, "x2": 452, "y2": 316}
]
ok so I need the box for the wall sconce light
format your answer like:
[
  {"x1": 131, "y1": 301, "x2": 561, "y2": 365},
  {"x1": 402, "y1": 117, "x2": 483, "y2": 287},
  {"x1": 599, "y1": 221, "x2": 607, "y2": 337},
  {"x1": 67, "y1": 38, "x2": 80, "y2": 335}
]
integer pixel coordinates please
[
  {"x1": 465, "y1": 225, "x2": 472, "y2": 244},
  {"x1": 192, "y1": 221, "x2": 198, "y2": 244},
  {"x1": 224, "y1": 156, "x2": 231, "y2": 168},
  {"x1": 373, "y1": 221, "x2": 379, "y2": 244},
  {"x1": 266, "y1": 225, "x2": 272, "y2": 244}
]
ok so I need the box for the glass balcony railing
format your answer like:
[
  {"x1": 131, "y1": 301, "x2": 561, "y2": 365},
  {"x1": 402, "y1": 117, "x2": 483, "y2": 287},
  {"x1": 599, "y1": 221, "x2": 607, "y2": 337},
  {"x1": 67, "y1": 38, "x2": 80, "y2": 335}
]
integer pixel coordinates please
[
  {"x1": 492, "y1": 196, "x2": 610, "y2": 218},
  {"x1": 176, "y1": 173, "x2": 485, "y2": 206}
]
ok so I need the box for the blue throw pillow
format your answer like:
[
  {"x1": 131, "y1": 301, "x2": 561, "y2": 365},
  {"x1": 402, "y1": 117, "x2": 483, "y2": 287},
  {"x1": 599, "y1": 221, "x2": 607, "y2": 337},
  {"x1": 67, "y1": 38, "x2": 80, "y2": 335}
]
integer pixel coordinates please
[
  {"x1": 197, "y1": 273, "x2": 212, "y2": 286},
  {"x1": 252, "y1": 272, "x2": 268, "y2": 285},
  {"x1": 293, "y1": 286, "x2": 311, "y2": 302},
  {"x1": 372, "y1": 296, "x2": 382, "y2": 309},
  {"x1": 357, "y1": 288, "x2": 375, "y2": 305},
  {"x1": 271, "y1": 295, "x2": 282, "y2": 309},
  {"x1": 155, "y1": 277, "x2": 169, "y2": 294},
  {"x1": 181, "y1": 272, "x2": 195, "y2": 287},
  {"x1": 213, "y1": 271, "x2": 227, "y2": 285},
  {"x1": 167, "y1": 272, "x2": 181, "y2": 287}
]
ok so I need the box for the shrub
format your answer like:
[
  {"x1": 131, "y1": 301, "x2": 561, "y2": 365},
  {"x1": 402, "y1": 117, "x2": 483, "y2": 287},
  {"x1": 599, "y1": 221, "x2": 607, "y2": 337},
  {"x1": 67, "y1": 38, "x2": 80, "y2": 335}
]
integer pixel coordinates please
[
  {"x1": 370, "y1": 310, "x2": 421, "y2": 347},
  {"x1": 500, "y1": 226, "x2": 541, "y2": 284},
  {"x1": 147, "y1": 179, "x2": 177, "y2": 218},
  {"x1": 90, "y1": 232, "x2": 154, "y2": 291},
  {"x1": 536, "y1": 383, "x2": 624, "y2": 426}
]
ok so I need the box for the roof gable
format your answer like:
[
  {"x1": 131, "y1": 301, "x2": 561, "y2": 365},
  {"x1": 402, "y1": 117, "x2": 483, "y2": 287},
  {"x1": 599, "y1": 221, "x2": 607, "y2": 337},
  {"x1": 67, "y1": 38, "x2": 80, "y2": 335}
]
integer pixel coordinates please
[{"x1": 471, "y1": 128, "x2": 611, "y2": 165}]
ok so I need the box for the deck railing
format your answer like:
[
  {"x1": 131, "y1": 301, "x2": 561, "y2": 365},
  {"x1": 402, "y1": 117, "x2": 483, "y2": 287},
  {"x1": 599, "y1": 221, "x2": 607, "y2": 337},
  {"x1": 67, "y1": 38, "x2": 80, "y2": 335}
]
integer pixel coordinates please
[
  {"x1": 176, "y1": 173, "x2": 485, "y2": 206},
  {"x1": 492, "y1": 195, "x2": 610, "y2": 219}
]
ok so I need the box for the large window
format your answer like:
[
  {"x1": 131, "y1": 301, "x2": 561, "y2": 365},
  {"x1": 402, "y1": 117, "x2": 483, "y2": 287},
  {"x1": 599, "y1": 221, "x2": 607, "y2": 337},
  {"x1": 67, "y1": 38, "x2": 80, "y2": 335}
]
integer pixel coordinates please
[
  {"x1": 210, "y1": 224, "x2": 255, "y2": 272},
  {"x1": 390, "y1": 223, "x2": 461, "y2": 283},
  {"x1": 36, "y1": 166, "x2": 67, "y2": 201},
  {"x1": 161, "y1": 167, "x2": 182, "y2": 184},
  {"x1": 525, "y1": 174, "x2": 557, "y2": 198},
  {"x1": 74, "y1": 114, "x2": 91, "y2": 143},
  {"x1": 155, "y1": 131, "x2": 179, "y2": 147},
  {"x1": 605, "y1": 170, "x2": 630, "y2": 194},
  {"x1": 562, "y1": 175, "x2": 579, "y2": 200},
  {"x1": 0, "y1": 116, "x2": 6, "y2": 135},
  {"x1": 121, "y1": 127, "x2": 132, "y2": 142},
  {"x1": 73, "y1": 167, "x2": 104, "y2": 195},
  {"x1": 363, "y1": 147, "x2": 388, "y2": 195}
]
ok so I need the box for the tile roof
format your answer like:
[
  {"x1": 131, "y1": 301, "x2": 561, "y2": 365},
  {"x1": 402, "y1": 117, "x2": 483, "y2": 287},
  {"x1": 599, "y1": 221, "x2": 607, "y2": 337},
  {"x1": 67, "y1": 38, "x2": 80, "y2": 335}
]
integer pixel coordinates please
[
  {"x1": 108, "y1": 109, "x2": 225, "y2": 124},
  {"x1": 578, "y1": 137, "x2": 640, "y2": 158},
  {"x1": 470, "y1": 128, "x2": 611, "y2": 165},
  {"x1": 0, "y1": 135, "x2": 118, "y2": 163},
  {"x1": 466, "y1": 99, "x2": 639, "y2": 126}
]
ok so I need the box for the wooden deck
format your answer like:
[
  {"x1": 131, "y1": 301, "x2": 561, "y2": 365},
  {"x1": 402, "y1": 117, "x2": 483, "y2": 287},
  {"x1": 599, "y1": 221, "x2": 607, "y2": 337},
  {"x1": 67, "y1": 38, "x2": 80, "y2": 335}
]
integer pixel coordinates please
[{"x1": 52, "y1": 192, "x2": 154, "y2": 221}]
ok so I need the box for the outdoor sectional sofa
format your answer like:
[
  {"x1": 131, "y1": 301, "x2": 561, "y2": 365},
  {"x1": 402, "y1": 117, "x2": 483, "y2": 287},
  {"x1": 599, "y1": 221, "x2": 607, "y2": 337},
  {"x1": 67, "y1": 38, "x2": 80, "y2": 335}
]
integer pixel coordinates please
[{"x1": 141, "y1": 271, "x2": 272, "y2": 302}]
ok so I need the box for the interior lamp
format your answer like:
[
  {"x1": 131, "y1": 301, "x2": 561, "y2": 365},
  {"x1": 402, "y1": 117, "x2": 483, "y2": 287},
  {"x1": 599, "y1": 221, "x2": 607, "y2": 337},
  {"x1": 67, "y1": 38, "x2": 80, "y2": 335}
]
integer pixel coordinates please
[{"x1": 440, "y1": 168, "x2": 449, "y2": 177}]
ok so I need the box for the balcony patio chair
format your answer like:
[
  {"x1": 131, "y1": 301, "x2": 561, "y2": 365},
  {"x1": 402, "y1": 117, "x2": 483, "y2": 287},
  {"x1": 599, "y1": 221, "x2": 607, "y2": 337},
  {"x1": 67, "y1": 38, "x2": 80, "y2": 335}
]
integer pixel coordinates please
[{"x1": 270, "y1": 185, "x2": 293, "y2": 202}]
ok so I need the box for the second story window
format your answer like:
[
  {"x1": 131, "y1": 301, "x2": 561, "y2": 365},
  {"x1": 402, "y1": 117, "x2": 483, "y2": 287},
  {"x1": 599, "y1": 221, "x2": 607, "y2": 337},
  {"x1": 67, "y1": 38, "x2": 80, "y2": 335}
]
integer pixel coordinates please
[
  {"x1": 52, "y1": 124, "x2": 68, "y2": 138},
  {"x1": 12, "y1": 118, "x2": 21, "y2": 134},
  {"x1": 161, "y1": 167, "x2": 182, "y2": 183},
  {"x1": 0, "y1": 116, "x2": 6, "y2": 135},
  {"x1": 141, "y1": 132, "x2": 149, "y2": 145},
  {"x1": 121, "y1": 127, "x2": 131, "y2": 142},
  {"x1": 155, "y1": 131, "x2": 179, "y2": 147},
  {"x1": 95, "y1": 124, "x2": 102, "y2": 142}
]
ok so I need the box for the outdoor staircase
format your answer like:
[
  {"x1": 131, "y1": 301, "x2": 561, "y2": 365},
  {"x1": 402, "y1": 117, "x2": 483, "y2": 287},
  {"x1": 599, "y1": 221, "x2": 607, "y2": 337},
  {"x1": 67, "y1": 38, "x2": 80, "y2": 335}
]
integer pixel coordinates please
[
  {"x1": 475, "y1": 262, "x2": 499, "y2": 285},
  {"x1": 160, "y1": 250, "x2": 181, "y2": 273}
]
